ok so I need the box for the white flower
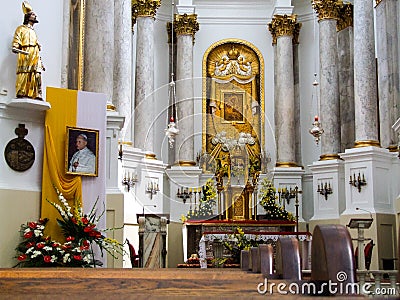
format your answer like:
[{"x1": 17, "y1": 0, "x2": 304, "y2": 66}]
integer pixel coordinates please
[
  {"x1": 31, "y1": 250, "x2": 42, "y2": 258},
  {"x1": 34, "y1": 229, "x2": 42, "y2": 237},
  {"x1": 43, "y1": 246, "x2": 52, "y2": 251},
  {"x1": 26, "y1": 247, "x2": 34, "y2": 254},
  {"x1": 63, "y1": 253, "x2": 70, "y2": 263},
  {"x1": 24, "y1": 228, "x2": 31, "y2": 233},
  {"x1": 51, "y1": 255, "x2": 57, "y2": 263}
]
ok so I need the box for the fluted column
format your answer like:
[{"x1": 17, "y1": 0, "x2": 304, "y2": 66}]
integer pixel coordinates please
[
  {"x1": 132, "y1": 0, "x2": 161, "y2": 153},
  {"x1": 376, "y1": 0, "x2": 399, "y2": 151},
  {"x1": 114, "y1": 0, "x2": 132, "y2": 142},
  {"x1": 337, "y1": 3, "x2": 355, "y2": 151},
  {"x1": 353, "y1": 0, "x2": 380, "y2": 147},
  {"x1": 83, "y1": 0, "x2": 114, "y2": 101},
  {"x1": 312, "y1": 0, "x2": 342, "y2": 160},
  {"x1": 268, "y1": 14, "x2": 298, "y2": 167},
  {"x1": 174, "y1": 13, "x2": 199, "y2": 165}
]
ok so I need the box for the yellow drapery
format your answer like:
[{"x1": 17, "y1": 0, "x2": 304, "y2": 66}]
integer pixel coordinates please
[{"x1": 41, "y1": 87, "x2": 82, "y2": 241}]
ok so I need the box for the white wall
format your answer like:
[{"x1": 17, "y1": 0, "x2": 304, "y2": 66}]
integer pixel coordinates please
[{"x1": 0, "y1": 0, "x2": 64, "y2": 267}]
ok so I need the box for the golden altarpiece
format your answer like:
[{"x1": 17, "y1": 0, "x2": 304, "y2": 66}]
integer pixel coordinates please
[{"x1": 201, "y1": 39, "x2": 265, "y2": 220}]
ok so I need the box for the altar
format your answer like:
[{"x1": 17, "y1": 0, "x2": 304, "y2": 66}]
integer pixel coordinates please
[{"x1": 182, "y1": 219, "x2": 300, "y2": 262}]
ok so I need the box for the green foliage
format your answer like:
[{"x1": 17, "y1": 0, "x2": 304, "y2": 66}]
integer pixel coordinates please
[
  {"x1": 258, "y1": 179, "x2": 295, "y2": 221},
  {"x1": 185, "y1": 179, "x2": 217, "y2": 220}
]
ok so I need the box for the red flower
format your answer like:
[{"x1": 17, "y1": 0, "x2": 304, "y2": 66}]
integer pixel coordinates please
[
  {"x1": 17, "y1": 254, "x2": 27, "y2": 261},
  {"x1": 52, "y1": 242, "x2": 60, "y2": 248},
  {"x1": 36, "y1": 243, "x2": 45, "y2": 249},
  {"x1": 23, "y1": 231, "x2": 33, "y2": 239},
  {"x1": 81, "y1": 217, "x2": 89, "y2": 225},
  {"x1": 66, "y1": 236, "x2": 75, "y2": 242},
  {"x1": 44, "y1": 236, "x2": 51, "y2": 241},
  {"x1": 43, "y1": 256, "x2": 52, "y2": 263},
  {"x1": 71, "y1": 217, "x2": 77, "y2": 224},
  {"x1": 81, "y1": 240, "x2": 90, "y2": 250},
  {"x1": 84, "y1": 227, "x2": 92, "y2": 233},
  {"x1": 26, "y1": 242, "x2": 35, "y2": 248},
  {"x1": 28, "y1": 222, "x2": 37, "y2": 229},
  {"x1": 73, "y1": 255, "x2": 82, "y2": 261},
  {"x1": 62, "y1": 244, "x2": 71, "y2": 250}
]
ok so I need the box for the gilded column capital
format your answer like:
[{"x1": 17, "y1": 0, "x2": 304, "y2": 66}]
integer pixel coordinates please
[
  {"x1": 312, "y1": 0, "x2": 343, "y2": 21},
  {"x1": 132, "y1": 0, "x2": 161, "y2": 25},
  {"x1": 292, "y1": 22, "x2": 302, "y2": 45},
  {"x1": 174, "y1": 13, "x2": 200, "y2": 38},
  {"x1": 337, "y1": 3, "x2": 353, "y2": 32},
  {"x1": 375, "y1": 0, "x2": 383, "y2": 5},
  {"x1": 268, "y1": 14, "x2": 299, "y2": 44}
]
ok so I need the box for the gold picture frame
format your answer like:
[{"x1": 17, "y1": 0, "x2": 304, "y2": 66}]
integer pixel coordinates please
[
  {"x1": 65, "y1": 126, "x2": 99, "y2": 177},
  {"x1": 221, "y1": 90, "x2": 245, "y2": 124}
]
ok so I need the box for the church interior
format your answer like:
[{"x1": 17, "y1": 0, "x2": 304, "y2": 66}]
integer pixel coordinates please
[{"x1": 0, "y1": 0, "x2": 399, "y2": 297}]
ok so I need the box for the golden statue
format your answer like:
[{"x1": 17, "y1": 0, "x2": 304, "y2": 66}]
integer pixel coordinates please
[{"x1": 11, "y1": 1, "x2": 45, "y2": 100}]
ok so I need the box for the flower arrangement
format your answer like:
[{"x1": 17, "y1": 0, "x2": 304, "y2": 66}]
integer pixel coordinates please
[
  {"x1": 223, "y1": 226, "x2": 263, "y2": 263},
  {"x1": 258, "y1": 179, "x2": 295, "y2": 221},
  {"x1": 181, "y1": 178, "x2": 217, "y2": 222},
  {"x1": 15, "y1": 188, "x2": 124, "y2": 267}
]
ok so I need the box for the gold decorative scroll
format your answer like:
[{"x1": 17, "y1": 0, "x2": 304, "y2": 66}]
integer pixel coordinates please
[
  {"x1": 132, "y1": 0, "x2": 161, "y2": 19},
  {"x1": 174, "y1": 14, "x2": 199, "y2": 38},
  {"x1": 312, "y1": 0, "x2": 343, "y2": 21},
  {"x1": 336, "y1": 3, "x2": 353, "y2": 32},
  {"x1": 268, "y1": 14, "x2": 298, "y2": 40}
]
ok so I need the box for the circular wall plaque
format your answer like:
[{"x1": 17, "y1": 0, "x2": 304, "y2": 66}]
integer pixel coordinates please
[{"x1": 4, "y1": 124, "x2": 35, "y2": 171}]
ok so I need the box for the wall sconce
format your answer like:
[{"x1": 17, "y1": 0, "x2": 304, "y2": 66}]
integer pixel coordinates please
[
  {"x1": 177, "y1": 187, "x2": 192, "y2": 204},
  {"x1": 349, "y1": 172, "x2": 366, "y2": 192},
  {"x1": 317, "y1": 182, "x2": 332, "y2": 200},
  {"x1": 121, "y1": 171, "x2": 138, "y2": 192},
  {"x1": 146, "y1": 181, "x2": 159, "y2": 199},
  {"x1": 277, "y1": 187, "x2": 296, "y2": 209}
]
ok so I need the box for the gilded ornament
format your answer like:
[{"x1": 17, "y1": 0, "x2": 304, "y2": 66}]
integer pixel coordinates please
[
  {"x1": 336, "y1": 3, "x2": 353, "y2": 32},
  {"x1": 132, "y1": 0, "x2": 161, "y2": 19},
  {"x1": 292, "y1": 22, "x2": 302, "y2": 45},
  {"x1": 4, "y1": 124, "x2": 35, "y2": 172},
  {"x1": 268, "y1": 14, "x2": 298, "y2": 39},
  {"x1": 312, "y1": 0, "x2": 343, "y2": 21},
  {"x1": 174, "y1": 14, "x2": 199, "y2": 37}
]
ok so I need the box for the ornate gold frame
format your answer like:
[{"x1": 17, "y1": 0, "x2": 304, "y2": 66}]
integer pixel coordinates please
[{"x1": 202, "y1": 38, "x2": 265, "y2": 155}]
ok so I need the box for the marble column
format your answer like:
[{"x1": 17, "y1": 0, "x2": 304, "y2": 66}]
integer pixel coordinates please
[
  {"x1": 337, "y1": 3, "x2": 355, "y2": 151},
  {"x1": 114, "y1": 0, "x2": 132, "y2": 142},
  {"x1": 268, "y1": 14, "x2": 299, "y2": 167},
  {"x1": 312, "y1": 0, "x2": 341, "y2": 160},
  {"x1": 132, "y1": 0, "x2": 161, "y2": 153},
  {"x1": 353, "y1": 0, "x2": 380, "y2": 147},
  {"x1": 83, "y1": 0, "x2": 114, "y2": 101},
  {"x1": 376, "y1": 0, "x2": 399, "y2": 151},
  {"x1": 174, "y1": 13, "x2": 199, "y2": 164}
]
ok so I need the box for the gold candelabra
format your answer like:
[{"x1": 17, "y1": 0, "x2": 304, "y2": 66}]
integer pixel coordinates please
[
  {"x1": 317, "y1": 181, "x2": 332, "y2": 200},
  {"x1": 349, "y1": 172, "x2": 366, "y2": 192}
]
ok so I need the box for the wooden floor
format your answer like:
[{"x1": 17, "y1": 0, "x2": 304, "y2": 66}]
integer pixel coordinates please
[{"x1": 0, "y1": 268, "x2": 366, "y2": 300}]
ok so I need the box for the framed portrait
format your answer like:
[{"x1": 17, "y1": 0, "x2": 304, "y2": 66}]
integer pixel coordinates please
[
  {"x1": 221, "y1": 90, "x2": 245, "y2": 123},
  {"x1": 65, "y1": 126, "x2": 99, "y2": 176}
]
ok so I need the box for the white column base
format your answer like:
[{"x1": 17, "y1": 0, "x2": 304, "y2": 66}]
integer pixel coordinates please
[
  {"x1": 272, "y1": 167, "x2": 305, "y2": 222},
  {"x1": 309, "y1": 159, "x2": 345, "y2": 220}
]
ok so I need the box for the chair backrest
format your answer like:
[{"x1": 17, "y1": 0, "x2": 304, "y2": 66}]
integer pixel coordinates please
[{"x1": 126, "y1": 238, "x2": 139, "y2": 267}]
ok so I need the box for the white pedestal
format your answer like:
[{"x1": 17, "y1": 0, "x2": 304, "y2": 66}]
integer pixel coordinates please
[
  {"x1": 340, "y1": 146, "x2": 394, "y2": 215},
  {"x1": 309, "y1": 159, "x2": 345, "y2": 220},
  {"x1": 272, "y1": 167, "x2": 304, "y2": 222},
  {"x1": 165, "y1": 165, "x2": 202, "y2": 222}
]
